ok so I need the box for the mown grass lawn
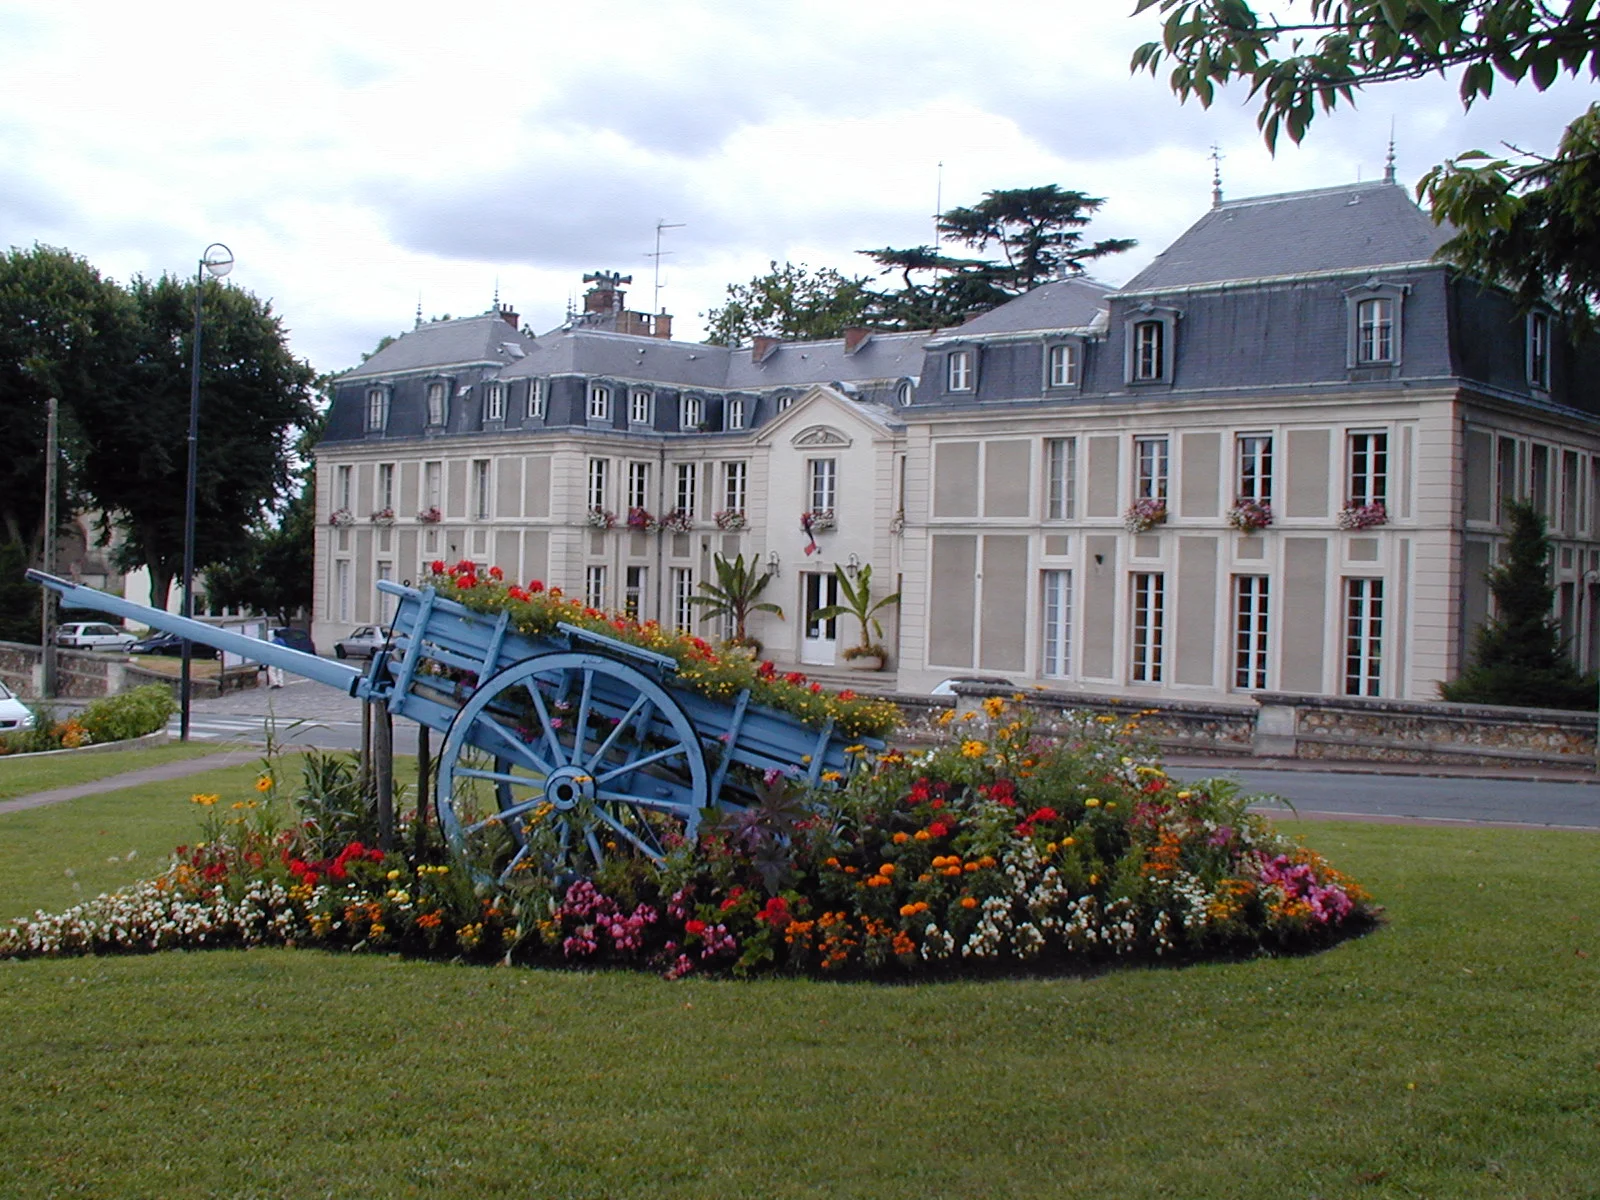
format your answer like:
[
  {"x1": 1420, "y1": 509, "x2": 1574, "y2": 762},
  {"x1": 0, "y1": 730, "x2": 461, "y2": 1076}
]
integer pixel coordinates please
[
  {"x1": 0, "y1": 742, "x2": 226, "y2": 801},
  {"x1": 1, "y1": 763, "x2": 1596, "y2": 1199}
]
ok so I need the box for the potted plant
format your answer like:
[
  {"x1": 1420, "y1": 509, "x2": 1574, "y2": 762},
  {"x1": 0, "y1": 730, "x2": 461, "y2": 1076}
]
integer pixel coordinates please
[
  {"x1": 687, "y1": 552, "x2": 783, "y2": 653},
  {"x1": 329, "y1": 508, "x2": 354, "y2": 528},
  {"x1": 1226, "y1": 498, "x2": 1273, "y2": 532},
  {"x1": 586, "y1": 506, "x2": 617, "y2": 529},
  {"x1": 713, "y1": 508, "x2": 748, "y2": 531},
  {"x1": 659, "y1": 508, "x2": 694, "y2": 533},
  {"x1": 416, "y1": 505, "x2": 442, "y2": 524},
  {"x1": 1337, "y1": 501, "x2": 1388, "y2": 530},
  {"x1": 814, "y1": 562, "x2": 900, "y2": 671},
  {"x1": 803, "y1": 508, "x2": 836, "y2": 534},
  {"x1": 1123, "y1": 498, "x2": 1167, "y2": 533},
  {"x1": 370, "y1": 506, "x2": 396, "y2": 526},
  {"x1": 626, "y1": 506, "x2": 657, "y2": 532}
]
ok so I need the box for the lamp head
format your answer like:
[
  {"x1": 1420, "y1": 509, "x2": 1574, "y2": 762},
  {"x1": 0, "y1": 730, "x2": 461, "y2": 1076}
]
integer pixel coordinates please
[{"x1": 201, "y1": 243, "x2": 234, "y2": 279}]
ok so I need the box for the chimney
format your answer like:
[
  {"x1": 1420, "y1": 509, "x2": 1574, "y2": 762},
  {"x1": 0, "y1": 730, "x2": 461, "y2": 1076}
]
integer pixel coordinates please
[
  {"x1": 654, "y1": 310, "x2": 672, "y2": 340},
  {"x1": 843, "y1": 327, "x2": 872, "y2": 355},
  {"x1": 500, "y1": 306, "x2": 519, "y2": 330},
  {"x1": 752, "y1": 336, "x2": 780, "y2": 363},
  {"x1": 583, "y1": 270, "x2": 631, "y2": 315}
]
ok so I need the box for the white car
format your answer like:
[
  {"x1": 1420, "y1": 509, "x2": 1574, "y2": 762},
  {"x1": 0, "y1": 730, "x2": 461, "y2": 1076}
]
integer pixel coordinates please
[
  {"x1": 0, "y1": 681, "x2": 36, "y2": 732},
  {"x1": 55, "y1": 621, "x2": 137, "y2": 652},
  {"x1": 929, "y1": 675, "x2": 1014, "y2": 697}
]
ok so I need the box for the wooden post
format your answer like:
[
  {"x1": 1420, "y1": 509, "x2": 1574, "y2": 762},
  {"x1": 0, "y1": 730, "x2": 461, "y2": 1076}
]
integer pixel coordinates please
[
  {"x1": 374, "y1": 703, "x2": 394, "y2": 851},
  {"x1": 414, "y1": 724, "x2": 431, "y2": 859},
  {"x1": 358, "y1": 701, "x2": 372, "y2": 796}
]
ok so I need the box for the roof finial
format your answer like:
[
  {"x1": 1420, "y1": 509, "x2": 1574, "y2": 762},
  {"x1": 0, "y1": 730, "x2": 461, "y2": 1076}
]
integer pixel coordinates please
[
  {"x1": 1384, "y1": 120, "x2": 1397, "y2": 184},
  {"x1": 415, "y1": 295, "x2": 423, "y2": 329},
  {"x1": 492, "y1": 278, "x2": 500, "y2": 312},
  {"x1": 1210, "y1": 144, "x2": 1224, "y2": 208}
]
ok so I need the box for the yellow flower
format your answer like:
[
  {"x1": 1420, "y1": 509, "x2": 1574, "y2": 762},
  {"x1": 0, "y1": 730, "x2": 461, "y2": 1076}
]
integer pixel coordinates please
[
  {"x1": 189, "y1": 793, "x2": 219, "y2": 806},
  {"x1": 845, "y1": 744, "x2": 866, "y2": 755},
  {"x1": 1085, "y1": 797, "x2": 1101, "y2": 808},
  {"x1": 1062, "y1": 837, "x2": 1076, "y2": 847},
  {"x1": 937, "y1": 710, "x2": 955, "y2": 726},
  {"x1": 960, "y1": 740, "x2": 986, "y2": 759},
  {"x1": 821, "y1": 770, "x2": 842, "y2": 783},
  {"x1": 254, "y1": 775, "x2": 272, "y2": 793},
  {"x1": 386, "y1": 869, "x2": 401, "y2": 881},
  {"x1": 981, "y1": 696, "x2": 1005, "y2": 718}
]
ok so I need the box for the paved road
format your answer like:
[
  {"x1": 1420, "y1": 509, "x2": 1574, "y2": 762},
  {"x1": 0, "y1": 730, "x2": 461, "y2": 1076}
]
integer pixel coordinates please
[
  {"x1": 1173, "y1": 764, "x2": 1600, "y2": 830},
  {"x1": 169, "y1": 677, "x2": 366, "y2": 752}
]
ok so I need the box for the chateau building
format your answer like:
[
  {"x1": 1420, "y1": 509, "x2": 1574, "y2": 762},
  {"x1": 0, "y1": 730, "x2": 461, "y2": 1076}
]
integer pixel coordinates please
[{"x1": 316, "y1": 180, "x2": 1600, "y2": 703}]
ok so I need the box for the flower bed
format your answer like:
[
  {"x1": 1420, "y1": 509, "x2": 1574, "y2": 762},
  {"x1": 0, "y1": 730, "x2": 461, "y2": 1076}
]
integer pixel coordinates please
[
  {"x1": 422, "y1": 559, "x2": 900, "y2": 739},
  {"x1": 0, "y1": 704, "x2": 1377, "y2": 976}
]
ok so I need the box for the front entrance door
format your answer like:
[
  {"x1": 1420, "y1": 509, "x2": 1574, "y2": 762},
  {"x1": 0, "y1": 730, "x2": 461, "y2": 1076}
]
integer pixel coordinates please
[{"x1": 800, "y1": 572, "x2": 839, "y2": 665}]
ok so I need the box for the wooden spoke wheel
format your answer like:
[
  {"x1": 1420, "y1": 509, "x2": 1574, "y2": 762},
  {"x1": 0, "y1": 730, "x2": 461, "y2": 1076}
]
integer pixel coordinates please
[{"x1": 435, "y1": 652, "x2": 708, "y2": 883}]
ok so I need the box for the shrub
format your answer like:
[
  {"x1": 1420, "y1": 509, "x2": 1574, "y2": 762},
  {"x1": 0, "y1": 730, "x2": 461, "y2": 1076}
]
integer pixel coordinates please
[{"x1": 77, "y1": 685, "x2": 176, "y2": 744}]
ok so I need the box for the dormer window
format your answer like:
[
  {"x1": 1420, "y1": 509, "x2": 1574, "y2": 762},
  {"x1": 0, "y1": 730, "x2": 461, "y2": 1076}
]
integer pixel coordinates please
[
  {"x1": 726, "y1": 396, "x2": 745, "y2": 430},
  {"x1": 366, "y1": 387, "x2": 389, "y2": 431},
  {"x1": 947, "y1": 349, "x2": 973, "y2": 392},
  {"x1": 1048, "y1": 343, "x2": 1080, "y2": 388},
  {"x1": 897, "y1": 380, "x2": 914, "y2": 405},
  {"x1": 588, "y1": 383, "x2": 611, "y2": 421},
  {"x1": 426, "y1": 381, "x2": 446, "y2": 426},
  {"x1": 1528, "y1": 311, "x2": 1551, "y2": 390},
  {"x1": 527, "y1": 378, "x2": 545, "y2": 420},
  {"x1": 1124, "y1": 307, "x2": 1178, "y2": 384},
  {"x1": 680, "y1": 395, "x2": 702, "y2": 429},
  {"x1": 1133, "y1": 321, "x2": 1164, "y2": 380},
  {"x1": 484, "y1": 382, "x2": 505, "y2": 421},
  {"x1": 1355, "y1": 298, "x2": 1394, "y2": 363},
  {"x1": 630, "y1": 388, "x2": 653, "y2": 425}
]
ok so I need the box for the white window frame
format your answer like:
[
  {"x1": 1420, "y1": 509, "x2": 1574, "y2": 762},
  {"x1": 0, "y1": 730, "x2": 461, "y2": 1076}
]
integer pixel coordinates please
[
  {"x1": 671, "y1": 567, "x2": 695, "y2": 632},
  {"x1": 588, "y1": 383, "x2": 611, "y2": 422},
  {"x1": 584, "y1": 565, "x2": 607, "y2": 610},
  {"x1": 680, "y1": 395, "x2": 702, "y2": 429},
  {"x1": 1130, "y1": 572, "x2": 1165, "y2": 683},
  {"x1": 1132, "y1": 321, "x2": 1164, "y2": 381},
  {"x1": 627, "y1": 462, "x2": 650, "y2": 512},
  {"x1": 377, "y1": 463, "x2": 395, "y2": 512},
  {"x1": 1233, "y1": 575, "x2": 1270, "y2": 691},
  {"x1": 1355, "y1": 297, "x2": 1395, "y2": 364},
  {"x1": 484, "y1": 383, "x2": 505, "y2": 422},
  {"x1": 588, "y1": 457, "x2": 609, "y2": 512},
  {"x1": 1528, "y1": 311, "x2": 1551, "y2": 390},
  {"x1": 629, "y1": 388, "x2": 653, "y2": 425},
  {"x1": 1347, "y1": 431, "x2": 1389, "y2": 508},
  {"x1": 723, "y1": 460, "x2": 747, "y2": 513},
  {"x1": 1047, "y1": 342, "x2": 1079, "y2": 388},
  {"x1": 947, "y1": 350, "x2": 973, "y2": 392},
  {"x1": 366, "y1": 387, "x2": 388, "y2": 431},
  {"x1": 426, "y1": 381, "x2": 446, "y2": 426},
  {"x1": 1133, "y1": 436, "x2": 1169, "y2": 502},
  {"x1": 336, "y1": 465, "x2": 352, "y2": 512},
  {"x1": 726, "y1": 396, "x2": 745, "y2": 430},
  {"x1": 675, "y1": 462, "x2": 698, "y2": 517},
  {"x1": 471, "y1": 459, "x2": 490, "y2": 521},
  {"x1": 808, "y1": 458, "x2": 837, "y2": 513},
  {"x1": 527, "y1": 378, "x2": 545, "y2": 420},
  {"x1": 624, "y1": 565, "x2": 646, "y2": 619},
  {"x1": 1236, "y1": 433, "x2": 1273, "y2": 503},
  {"x1": 1343, "y1": 578, "x2": 1384, "y2": 697},
  {"x1": 1040, "y1": 569, "x2": 1072, "y2": 677},
  {"x1": 424, "y1": 461, "x2": 442, "y2": 511},
  {"x1": 1045, "y1": 437, "x2": 1076, "y2": 521}
]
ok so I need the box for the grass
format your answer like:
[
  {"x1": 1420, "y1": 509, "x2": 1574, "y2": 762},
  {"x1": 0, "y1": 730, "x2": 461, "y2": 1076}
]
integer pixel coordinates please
[
  {"x1": 1, "y1": 763, "x2": 1597, "y2": 1198},
  {"x1": 0, "y1": 743, "x2": 228, "y2": 801}
]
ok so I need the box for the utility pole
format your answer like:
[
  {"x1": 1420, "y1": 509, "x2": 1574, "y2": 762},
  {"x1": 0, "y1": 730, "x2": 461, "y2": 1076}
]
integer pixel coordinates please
[{"x1": 40, "y1": 396, "x2": 58, "y2": 697}]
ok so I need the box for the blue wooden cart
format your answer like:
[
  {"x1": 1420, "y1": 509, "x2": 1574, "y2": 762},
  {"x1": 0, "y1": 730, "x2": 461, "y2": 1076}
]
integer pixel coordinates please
[{"x1": 27, "y1": 570, "x2": 881, "y2": 880}]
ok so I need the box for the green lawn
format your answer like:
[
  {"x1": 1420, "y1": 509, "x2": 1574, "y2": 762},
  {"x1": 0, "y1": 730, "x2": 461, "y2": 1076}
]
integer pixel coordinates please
[
  {"x1": 0, "y1": 742, "x2": 227, "y2": 801},
  {"x1": 1, "y1": 764, "x2": 1597, "y2": 1198}
]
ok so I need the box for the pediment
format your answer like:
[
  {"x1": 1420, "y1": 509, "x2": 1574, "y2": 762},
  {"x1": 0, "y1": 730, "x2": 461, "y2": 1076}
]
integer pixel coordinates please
[{"x1": 792, "y1": 424, "x2": 851, "y2": 448}]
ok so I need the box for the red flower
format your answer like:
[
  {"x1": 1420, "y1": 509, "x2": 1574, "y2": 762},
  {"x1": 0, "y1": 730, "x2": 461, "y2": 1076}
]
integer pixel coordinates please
[
  {"x1": 720, "y1": 885, "x2": 746, "y2": 911},
  {"x1": 684, "y1": 919, "x2": 707, "y2": 937},
  {"x1": 529, "y1": 580, "x2": 545, "y2": 593},
  {"x1": 783, "y1": 672, "x2": 807, "y2": 686},
  {"x1": 507, "y1": 586, "x2": 528, "y2": 601},
  {"x1": 455, "y1": 576, "x2": 477, "y2": 590},
  {"x1": 809, "y1": 682, "x2": 823, "y2": 694},
  {"x1": 1028, "y1": 807, "x2": 1058, "y2": 823},
  {"x1": 757, "y1": 897, "x2": 791, "y2": 929},
  {"x1": 429, "y1": 559, "x2": 446, "y2": 574},
  {"x1": 488, "y1": 565, "x2": 503, "y2": 580},
  {"x1": 453, "y1": 559, "x2": 475, "y2": 576},
  {"x1": 927, "y1": 821, "x2": 950, "y2": 839},
  {"x1": 837, "y1": 689, "x2": 856, "y2": 701},
  {"x1": 757, "y1": 660, "x2": 777, "y2": 679}
]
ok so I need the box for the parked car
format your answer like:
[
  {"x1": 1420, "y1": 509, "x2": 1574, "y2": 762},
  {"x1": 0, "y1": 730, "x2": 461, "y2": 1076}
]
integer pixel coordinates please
[
  {"x1": 268, "y1": 627, "x2": 318, "y2": 657},
  {"x1": 54, "y1": 621, "x2": 137, "y2": 652},
  {"x1": 929, "y1": 675, "x2": 1014, "y2": 696},
  {"x1": 128, "y1": 632, "x2": 219, "y2": 658},
  {"x1": 334, "y1": 625, "x2": 387, "y2": 660},
  {"x1": 0, "y1": 681, "x2": 36, "y2": 733}
]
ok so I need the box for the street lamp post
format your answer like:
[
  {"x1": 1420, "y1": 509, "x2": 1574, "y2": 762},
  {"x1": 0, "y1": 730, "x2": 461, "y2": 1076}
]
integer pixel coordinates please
[{"x1": 180, "y1": 243, "x2": 234, "y2": 743}]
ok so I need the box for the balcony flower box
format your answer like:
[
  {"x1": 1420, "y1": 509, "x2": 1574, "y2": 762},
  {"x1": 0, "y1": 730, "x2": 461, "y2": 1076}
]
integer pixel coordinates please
[
  {"x1": 625, "y1": 507, "x2": 658, "y2": 532},
  {"x1": 586, "y1": 506, "x2": 616, "y2": 530},
  {"x1": 416, "y1": 506, "x2": 442, "y2": 524},
  {"x1": 659, "y1": 508, "x2": 694, "y2": 534},
  {"x1": 713, "y1": 508, "x2": 748, "y2": 531},
  {"x1": 1123, "y1": 498, "x2": 1168, "y2": 534},
  {"x1": 802, "y1": 508, "x2": 835, "y2": 534},
  {"x1": 370, "y1": 507, "x2": 396, "y2": 527},
  {"x1": 1337, "y1": 502, "x2": 1388, "y2": 531},
  {"x1": 1226, "y1": 499, "x2": 1273, "y2": 532},
  {"x1": 329, "y1": 508, "x2": 355, "y2": 528}
]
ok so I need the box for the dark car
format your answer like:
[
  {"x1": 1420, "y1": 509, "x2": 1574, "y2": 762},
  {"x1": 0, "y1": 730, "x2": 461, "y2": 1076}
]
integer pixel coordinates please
[
  {"x1": 268, "y1": 627, "x2": 318, "y2": 657},
  {"x1": 129, "y1": 632, "x2": 218, "y2": 659}
]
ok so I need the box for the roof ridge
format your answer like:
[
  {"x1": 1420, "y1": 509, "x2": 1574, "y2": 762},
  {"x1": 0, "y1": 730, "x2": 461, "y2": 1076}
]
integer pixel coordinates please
[{"x1": 1218, "y1": 179, "x2": 1405, "y2": 210}]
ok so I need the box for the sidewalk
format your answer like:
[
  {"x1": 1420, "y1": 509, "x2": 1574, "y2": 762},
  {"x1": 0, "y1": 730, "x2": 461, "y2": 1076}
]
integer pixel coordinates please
[
  {"x1": 0, "y1": 748, "x2": 263, "y2": 816},
  {"x1": 1162, "y1": 751, "x2": 1599, "y2": 785}
]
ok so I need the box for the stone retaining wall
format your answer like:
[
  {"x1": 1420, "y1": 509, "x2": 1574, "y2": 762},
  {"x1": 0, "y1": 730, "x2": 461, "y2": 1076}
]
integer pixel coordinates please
[{"x1": 0, "y1": 640, "x2": 260, "y2": 701}]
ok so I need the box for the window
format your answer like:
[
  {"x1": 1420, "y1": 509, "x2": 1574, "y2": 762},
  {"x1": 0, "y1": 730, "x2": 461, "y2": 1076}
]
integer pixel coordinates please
[
  {"x1": 808, "y1": 458, "x2": 836, "y2": 513},
  {"x1": 527, "y1": 379, "x2": 545, "y2": 420},
  {"x1": 671, "y1": 568, "x2": 695, "y2": 632},
  {"x1": 1233, "y1": 576, "x2": 1270, "y2": 690},
  {"x1": 1131, "y1": 573, "x2": 1165, "y2": 683},
  {"x1": 1530, "y1": 444, "x2": 1551, "y2": 516},
  {"x1": 366, "y1": 387, "x2": 388, "y2": 431},
  {"x1": 897, "y1": 380, "x2": 914, "y2": 405},
  {"x1": 335, "y1": 560, "x2": 352, "y2": 623},
  {"x1": 424, "y1": 461, "x2": 442, "y2": 511},
  {"x1": 1343, "y1": 578, "x2": 1384, "y2": 696},
  {"x1": 426, "y1": 381, "x2": 446, "y2": 426},
  {"x1": 335, "y1": 465, "x2": 352, "y2": 512},
  {"x1": 584, "y1": 565, "x2": 607, "y2": 610},
  {"x1": 1528, "y1": 312, "x2": 1551, "y2": 389},
  {"x1": 1040, "y1": 569, "x2": 1072, "y2": 677},
  {"x1": 680, "y1": 395, "x2": 702, "y2": 429},
  {"x1": 1347, "y1": 431, "x2": 1388, "y2": 507},
  {"x1": 775, "y1": 394, "x2": 793, "y2": 413},
  {"x1": 675, "y1": 462, "x2": 698, "y2": 517},
  {"x1": 630, "y1": 388, "x2": 653, "y2": 425},
  {"x1": 377, "y1": 463, "x2": 395, "y2": 512},
  {"x1": 1134, "y1": 436, "x2": 1169, "y2": 501},
  {"x1": 947, "y1": 350, "x2": 973, "y2": 392},
  {"x1": 1045, "y1": 437, "x2": 1076, "y2": 521},
  {"x1": 624, "y1": 566, "x2": 646, "y2": 619},
  {"x1": 484, "y1": 383, "x2": 504, "y2": 421},
  {"x1": 1132, "y1": 321, "x2": 1164, "y2": 381},
  {"x1": 1236, "y1": 433, "x2": 1273, "y2": 503},
  {"x1": 1048, "y1": 343, "x2": 1079, "y2": 388},
  {"x1": 1496, "y1": 436, "x2": 1519, "y2": 519},
  {"x1": 376, "y1": 561, "x2": 395, "y2": 623},
  {"x1": 588, "y1": 383, "x2": 611, "y2": 421},
  {"x1": 723, "y1": 460, "x2": 747, "y2": 514},
  {"x1": 627, "y1": 462, "x2": 650, "y2": 512},
  {"x1": 726, "y1": 396, "x2": 745, "y2": 430},
  {"x1": 1561, "y1": 450, "x2": 1580, "y2": 533},
  {"x1": 588, "y1": 458, "x2": 609, "y2": 511},
  {"x1": 1355, "y1": 298, "x2": 1395, "y2": 363},
  {"x1": 472, "y1": 459, "x2": 490, "y2": 520}
]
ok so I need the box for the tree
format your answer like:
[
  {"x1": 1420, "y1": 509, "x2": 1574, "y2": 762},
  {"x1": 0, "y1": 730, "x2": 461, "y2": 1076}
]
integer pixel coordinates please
[
  {"x1": 75, "y1": 272, "x2": 317, "y2": 609},
  {"x1": 813, "y1": 562, "x2": 901, "y2": 661},
  {"x1": 702, "y1": 262, "x2": 874, "y2": 348},
  {"x1": 1440, "y1": 501, "x2": 1595, "y2": 709},
  {"x1": 1131, "y1": 0, "x2": 1600, "y2": 330},
  {"x1": 687, "y1": 553, "x2": 784, "y2": 648}
]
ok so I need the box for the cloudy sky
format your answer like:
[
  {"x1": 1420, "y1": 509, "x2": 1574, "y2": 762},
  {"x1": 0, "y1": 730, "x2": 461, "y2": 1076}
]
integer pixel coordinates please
[{"x1": 1, "y1": 0, "x2": 1588, "y2": 373}]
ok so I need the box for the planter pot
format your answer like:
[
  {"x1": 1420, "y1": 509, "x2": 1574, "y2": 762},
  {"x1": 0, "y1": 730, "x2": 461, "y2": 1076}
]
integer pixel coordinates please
[{"x1": 844, "y1": 654, "x2": 885, "y2": 672}]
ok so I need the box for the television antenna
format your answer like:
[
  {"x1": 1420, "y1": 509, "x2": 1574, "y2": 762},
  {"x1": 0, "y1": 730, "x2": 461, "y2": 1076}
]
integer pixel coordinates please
[{"x1": 648, "y1": 219, "x2": 686, "y2": 313}]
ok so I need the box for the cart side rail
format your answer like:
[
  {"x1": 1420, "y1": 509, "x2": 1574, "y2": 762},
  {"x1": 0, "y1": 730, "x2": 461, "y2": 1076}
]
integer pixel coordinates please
[{"x1": 26, "y1": 570, "x2": 364, "y2": 695}]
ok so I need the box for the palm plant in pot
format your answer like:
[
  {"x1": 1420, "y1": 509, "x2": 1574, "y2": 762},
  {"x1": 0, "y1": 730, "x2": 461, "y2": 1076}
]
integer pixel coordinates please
[
  {"x1": 687, "y1": 552, "x2": 784, "y2": 654},
  {"x1": 815, "y1": 562, "x2": 900, "y2": 670}
]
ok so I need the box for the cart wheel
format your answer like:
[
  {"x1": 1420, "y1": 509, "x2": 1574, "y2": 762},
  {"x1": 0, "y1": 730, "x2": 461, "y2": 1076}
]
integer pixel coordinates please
[{"x1": 436, "y1": 651, "x2": 709, "y2": 883}]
